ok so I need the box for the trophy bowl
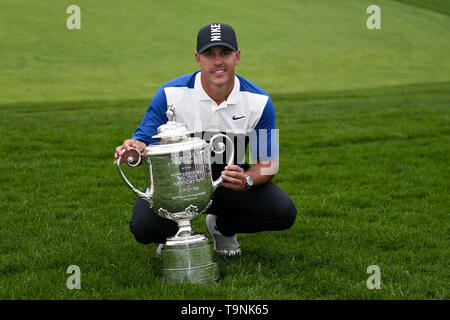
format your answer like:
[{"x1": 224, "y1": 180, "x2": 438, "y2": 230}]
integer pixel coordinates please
[{"x1": 117, "y1": 108, "x2": 234, "y2": 284}]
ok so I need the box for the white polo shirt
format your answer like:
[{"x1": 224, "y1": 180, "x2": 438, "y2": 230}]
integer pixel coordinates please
[{"x1": 132, "y1": 70, "x2": 278, "y2": 164}]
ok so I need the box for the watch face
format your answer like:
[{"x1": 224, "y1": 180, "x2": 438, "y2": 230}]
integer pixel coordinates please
[{"x1": 246, "y1": 175, "x2": 253, "y2": 186}]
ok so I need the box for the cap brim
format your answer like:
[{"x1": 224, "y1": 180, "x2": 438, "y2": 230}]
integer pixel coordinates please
[{"x1": 197, "y1": 42, "x2": 237, "y2": 54}]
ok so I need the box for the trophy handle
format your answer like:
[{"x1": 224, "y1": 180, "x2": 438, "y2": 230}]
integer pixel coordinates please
[
  {"x1": 117, "y1": 147, "x2": 153, "y2": 202},
  {"x1": 209, "y1": 134, "x2": 235, "y2": 191}
]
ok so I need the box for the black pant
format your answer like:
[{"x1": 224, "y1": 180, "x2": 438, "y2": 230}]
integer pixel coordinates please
[{"x1": 129, "y1": 182, "x2": 298, "y2": 244}]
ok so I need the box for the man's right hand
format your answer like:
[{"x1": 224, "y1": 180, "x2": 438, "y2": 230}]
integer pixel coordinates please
[{"x1": 114, "y1": 139, "x2": 147, "y2": 164}]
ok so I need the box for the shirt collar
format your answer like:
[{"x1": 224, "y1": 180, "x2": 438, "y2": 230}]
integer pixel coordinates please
[{"x1": 195, "y1": 71, "x2": 239, "y2": 105}]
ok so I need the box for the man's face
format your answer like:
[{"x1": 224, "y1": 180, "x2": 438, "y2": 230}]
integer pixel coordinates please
[{"x1": 195, "y1": 46, "x2": 241, "y2": 89}]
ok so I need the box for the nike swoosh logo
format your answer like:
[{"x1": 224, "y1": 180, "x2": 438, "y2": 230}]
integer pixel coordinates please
[{"x1": 232, "y1": 115, "x2": 246, "y2": 120}]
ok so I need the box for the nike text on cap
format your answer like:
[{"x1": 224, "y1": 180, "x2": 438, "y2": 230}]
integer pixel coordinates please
[{"x1": 196, "y1": 23, "x2": 238, "y2": 54}]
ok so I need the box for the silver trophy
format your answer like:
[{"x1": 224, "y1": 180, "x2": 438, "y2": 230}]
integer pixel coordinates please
[{"x1": 117, "y1": 105, "x2": 234, "y2": 284}]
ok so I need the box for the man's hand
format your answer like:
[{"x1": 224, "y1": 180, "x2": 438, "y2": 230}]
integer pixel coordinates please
[
  {"x1": 221, "y1": 165, "x2": 247, "y2": 191},
  {"x1": 220, "y1": 158, "x2": 278, "y2": 191},
  {"x1": 114, "y1": 139, "x2": 146, "y2": 164}
]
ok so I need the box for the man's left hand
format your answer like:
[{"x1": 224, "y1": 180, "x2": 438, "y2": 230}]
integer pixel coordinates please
[{"x1": 221, "y1": 165, "x2": 247, "y2": 191}]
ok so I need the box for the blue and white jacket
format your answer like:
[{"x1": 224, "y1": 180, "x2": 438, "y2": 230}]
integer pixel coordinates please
[{"x1": 132, "y1": 71, "x2": 278, "y2": 172}]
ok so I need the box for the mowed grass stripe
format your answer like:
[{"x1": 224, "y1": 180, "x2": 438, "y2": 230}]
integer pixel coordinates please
[
  {"x1": 0, "y1": 82, "x2": 448, "y2": 299},
  {"x1": 1, "y1": 1, "x2": 449, "y2": 103},
  {"x1": 392, "y1": 0, "x2": 450, "y2": 15}
]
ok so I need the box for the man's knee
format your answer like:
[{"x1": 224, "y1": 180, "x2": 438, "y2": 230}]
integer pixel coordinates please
[
  {"x1": 129, "y1": 220, "x2": 162, "y2": 244},
  {"x1": 273, "y1": 195, "x2": 298, "y2": 231},
  {"x1": 130, "y1": 198, "x2": 178, "y2": 244},
  {"x1": 248, "y1": 182, "x2": 298, "y2": 232}
]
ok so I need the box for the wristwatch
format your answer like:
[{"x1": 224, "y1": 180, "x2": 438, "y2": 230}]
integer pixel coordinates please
[{"x1": 243, "y1": 173, "x2": 254, "y2": 191}]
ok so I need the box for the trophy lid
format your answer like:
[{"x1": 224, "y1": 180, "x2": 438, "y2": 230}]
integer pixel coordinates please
[
  {"x1": 151, "y1": 120, "x2": 191, "y2": 141},
  {"x1": 144, "y1": 137, "x2": 207, "y2": 156},
  {"x1": 151, "y1": 104, "x2": 192, "y2": 143},
  {"x1": 145, "y1": 104, "x2": 207, "y2": 155}
]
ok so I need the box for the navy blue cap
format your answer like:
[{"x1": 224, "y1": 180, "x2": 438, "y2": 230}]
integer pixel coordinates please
[{"x1": 197, "y1": 23, "x2": 238, "y2": 54}]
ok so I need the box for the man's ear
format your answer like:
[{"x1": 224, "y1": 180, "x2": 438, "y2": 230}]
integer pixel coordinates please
[
  {"x1": 195, "y1": 52, "x2": 201, "y2": 66},
  {"x1": 235, "y1": 49, "x2": 241, "y2": 66}
]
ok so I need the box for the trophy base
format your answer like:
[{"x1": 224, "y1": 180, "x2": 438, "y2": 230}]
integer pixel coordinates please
[{"x1": 161, "y1": 236, "x2": 219, "y2": 285}]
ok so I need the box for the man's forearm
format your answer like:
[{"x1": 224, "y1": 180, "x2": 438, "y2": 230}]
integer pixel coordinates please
[{"x1": 245, "y1": 158, "x2": 279, "y2": 186}]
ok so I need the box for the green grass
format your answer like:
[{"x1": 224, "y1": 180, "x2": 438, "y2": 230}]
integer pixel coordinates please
[
  {"x1": 0, "y1": 81, "x2": 448, "y2": 299},
  {"x1": 0, "y1": 0, "x2": 449, "y2": 299},
  {"x1": 392, "y1": 0, "x2": 450, "y2": 15},
  {"x1": 1, "y1": 0, "x2": 449, "y2": 103}
]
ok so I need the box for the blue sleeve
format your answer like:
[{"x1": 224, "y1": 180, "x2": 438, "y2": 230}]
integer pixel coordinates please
[
  {"x1": 249, "y1": 96, "x2": 279, "y2": 161},
  {"x1": 132, "y1": 86, "x2": 168, "y2": 145}
]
